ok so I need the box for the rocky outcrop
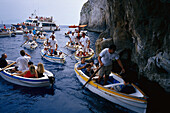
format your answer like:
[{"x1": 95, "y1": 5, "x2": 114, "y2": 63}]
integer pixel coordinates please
[
  {"x1": 79, "y1": 0, "x2": 109, "y2": 32},
  {"x1": 80, "y1": 0, "x2": 170, "y2": 92}
]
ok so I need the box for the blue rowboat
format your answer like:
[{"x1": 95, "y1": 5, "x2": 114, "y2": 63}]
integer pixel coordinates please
[{"x1": 40, "y1": 49, "x2": 66, "y2": 64}]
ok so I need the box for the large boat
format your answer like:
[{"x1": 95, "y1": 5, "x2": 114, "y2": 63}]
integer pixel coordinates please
[
  {"x1": 74, "y1": 63, "x2": 148, "y2": 113},
  {"x1": 0, "y1": 60, "x2": 55, "y2": 87},
  {"x1": 12, "y1": 13, "x2": 60, "y2": 32}
]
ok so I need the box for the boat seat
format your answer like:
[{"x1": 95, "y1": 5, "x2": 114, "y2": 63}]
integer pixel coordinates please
[
  {"x1": 92, "y1": 76, "x2": 99, "y2": 80},
  {"x1": 104, "y1": 83, "x2": 124, "y2": 88}
]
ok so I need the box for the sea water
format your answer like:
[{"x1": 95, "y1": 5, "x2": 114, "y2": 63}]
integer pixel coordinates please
[{"x1": 0, "y1": 25, "x2": 138, "y2": 113}]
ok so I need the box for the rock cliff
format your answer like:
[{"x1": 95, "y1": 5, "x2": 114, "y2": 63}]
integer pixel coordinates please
[{"x1": 80, "y1": 0, "x2": 170, "y2": 92}]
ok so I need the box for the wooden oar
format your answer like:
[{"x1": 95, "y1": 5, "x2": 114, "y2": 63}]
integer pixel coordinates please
[
  {"x1": 20, "y1": 39, "x2": 28, "y2": 47},
  {"x1": 63, "y1": 52, "x2": 74, "y2": 60},
  {"x1": 82, "y1": 65, "x2": 103, "y2": 89},
  {"x1": 0, "y1": 62, "x2": 16, "y2": 72}
]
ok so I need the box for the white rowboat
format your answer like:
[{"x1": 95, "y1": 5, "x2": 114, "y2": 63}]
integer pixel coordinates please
[
  {"x1": 74, "y1": 63, "x2": 147, "y2": 113},
  {"x1": 0, "y1": 61, "x2": 55, "y2": 87},
  {"x1": 74, "y1": 48, "x2": 95, "y2": 61},
  {"x1": 65, "y1": 42, "x2": 79, "y2": 51},
  {"x1": 40, "y1": 49, "x2": 66, "y2": 64},
  {"x1": 22, "y1": 41, "x2": 38, "y2": 50}
]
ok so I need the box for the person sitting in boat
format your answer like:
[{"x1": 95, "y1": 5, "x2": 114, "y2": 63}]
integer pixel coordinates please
[
  {"x1": 77, "y1": 58, "x2": 87, "y2": 73},
  {"x1": 4, "y1": 24, "x2": 6, "y2": 29},
  {"x1": 17, "y1": 61, "x2": 33, "y2": 73},
  {"x1": 0, "y1": 28, "x2": 2, "y2": 32},
  {"x1": 0, "y1": 53, "x2": 8, "y2": 68},
  {"x1": 38, "y1": 32, "x2": 45, "y2": 40},
  {"x1": 98, "y1": 44, "x2": 125, "y2": 85},
  {"x1": 54, "y1": 51, "x2": 64, "y2": 58},
  {"x1": 11, "y1": 50, "x2": 31, "y2": 73},
  {"x1": 75, "y1": 30, "x2": 81, "y2": 43},
  {"x1": 111, "y1": 74, "x2": 136, "y2": 94},
  {"x1": 26, "y1": 30, "x2": 34, "y2": 42},
  {"x1": 67, "y1": 32, "x2": 76, "y2": 46},
  {"x1": 89, "y1": 60, "x2": 97, "y2": 70},
  {"x1": 49, "y1": 35, "x2": 58, "y2": 56},
  {"x1": 79, "y1": 32, "x2": 90, "y2": 56},
  {"x1": 37, "y1": 63, "x2": 45, "y2": 78},
  {"x1": 84, "y1": 64, "x2": 94, "y2": 77},
  {"x1": 12, "y1": 65, "x2": 38, "y2": 78},
  {"x1": 43, "y1": 38, "x2": 50, "y2": 56},
  {"x1": 50, "y1": 31, "x2": 56, "y2": 38},
  {"x1": 32, "y1": 28, "x2": 37, "y2": 39},
  {"x1": 77, "y1": 47, "x2": 85, "y2": 57}
]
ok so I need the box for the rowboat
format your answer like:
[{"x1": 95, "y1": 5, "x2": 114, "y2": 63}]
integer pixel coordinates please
[
  {"x1": 0, "y1": 61, "x2": 55, "y2": 87},
  {"x1": 74, "y1": 48, "x2": 94, "y2": 61},
  {"x1": 74, "y1": 63, "x2": 147, "y2": 113},
  {"x1": 65, "y1": 33, "x2": 70, "y2": 37},
  {"x1": 40, "y1": 49, "x2": 66, "y2": 64},
  {"x1": 14, "y1": 30, "x2": 24, "y2": 35},
  {"x1": 22, "y1": 41, "x2": 38, "y2": 50},
  {"x1": 0, "y1": 31, "x2": 11, "y2": 37},
  {"x1": 65, "y1": 42, "x2": 79, "y2": 51},
  {"x1": 36, "y1": 37, "x2": 46, "y2": 44}
]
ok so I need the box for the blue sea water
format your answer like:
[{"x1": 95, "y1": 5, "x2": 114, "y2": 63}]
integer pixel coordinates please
[{"x1": 0, "y1": 25, "x2": 135, "y2": 113}]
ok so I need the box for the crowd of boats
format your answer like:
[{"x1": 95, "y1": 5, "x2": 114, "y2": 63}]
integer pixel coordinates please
[
  {"x1": 0, "y1": 16, "x2": 148, "y2": 113},
  {"x1": 0, "y1": 15, "x2": 60, "y2": 38}
]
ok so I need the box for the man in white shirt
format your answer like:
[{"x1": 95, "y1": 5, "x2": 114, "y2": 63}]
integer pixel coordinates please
[
  {"x1": 49, "y1": 35, "x2": 58, "y2": 56},
  {"x1": 67, "y1": 32, "x2": 76, "y2": 46},
  {"x1": 26, "y1": 30, "x2": 34, "y2": 42},
  {"x1": 98, "y1": 44, "x2": 125, "y2": 85},
  {"x1": 79, "y1": 32, "x2": 90, "y2": 55},
  {"x1": 13, "y1": 50, "x2": 31, "y2": 73}
]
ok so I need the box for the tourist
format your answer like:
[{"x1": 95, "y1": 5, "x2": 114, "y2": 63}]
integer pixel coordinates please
[
  {"x1": 13, "y1": 50, "x2": 31, "y2": 72},
  {"x1": 75, "y1": 30, "x2": 81, "y2": 43},
  {"x1": 84, "y1": 64, "x2": 94, "y2": 77},
  {"x1": 79, "y1": 32, "x2": 90, "y2": 55},
  {"x1": 40, "y1": 32, "x2": 45, "y2": 39},
  {"x1": 32, "y1": 28, "x2": 36, "y2": 36},
  {"x1": 49, "y1": 35, "x2": 58, "y2": 56},
  {"x1": 50, "y1": 31, "x2": 56, "y2": 38},
  {"x1": 26, "y1": 30, "x2": 34, "y2": 42},
  {"x1": 67, "y1": 32, "x2": 76, "y2": 46},
  {"x1": 37, "y1": 63, "x2": 45, "y2": 78},
  {"x1": 77, "y1": 58, "x2": 87, "y2": 73},
  {"x1": 0, "y1": 53, "x2": 8, "y2": 68},
  {"x1": 77, "y1": 47, "x2": 85, "y2": 57},
  {"x1": 89, "y1": 60, "x2": 97, "y2": 70},
  {"x1": 4, "y1": 24, "x2": 6, "y2": 29},
  {"x1": 98, "y1": 44, "x2": 125, "y2": 85},
  {"x1": 17, "y1": 61, "x2": 33, "y2": 73},
  {"x1": 12, "y1": 65, "x2": 38, "y2": 78}
]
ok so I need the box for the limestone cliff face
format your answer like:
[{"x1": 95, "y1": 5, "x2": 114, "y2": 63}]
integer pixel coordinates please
[
  {"x1": 80, "y1": 0, "x2": 170, "y2": 92},
  {"x1": 79, "y1": 0, "x2": 109, "y2": 32}
]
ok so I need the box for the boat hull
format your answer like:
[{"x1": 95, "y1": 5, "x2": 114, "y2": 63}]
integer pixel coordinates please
[
  {"x1": 0, "y1": 32, "x2": 11, "y2": 37},
  {"x1": 23, "y1": 41, "x2": 38, "y2": 50},
  {"x1": 74, "y1": 48, "x2": 95, "y2": 61},
  {"x1": 65, "y1": 42, "x2": 78, "y2": 51},
  {"x1": 0, "y1": 66, "x2": 54, "y2": 87},
  {"x1": 41, "y1": 49, "x2": 65, "y2": 64},
  {"x1": 74, "y1": 63, "x2": 147, "y2": 113}
]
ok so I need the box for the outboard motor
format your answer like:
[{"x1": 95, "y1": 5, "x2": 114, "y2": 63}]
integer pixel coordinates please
[{"x1": 48, "y1": 76, "x2": 55, "y2": 86}]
